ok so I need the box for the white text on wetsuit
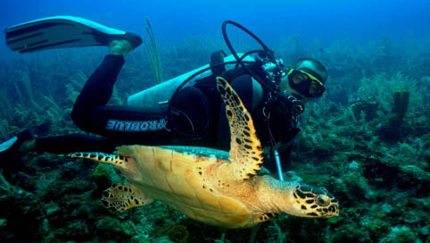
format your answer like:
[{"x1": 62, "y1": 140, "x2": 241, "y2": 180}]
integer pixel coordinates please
[{"x1": 106, "y1": 119, "x2": 166, "y2": 132}]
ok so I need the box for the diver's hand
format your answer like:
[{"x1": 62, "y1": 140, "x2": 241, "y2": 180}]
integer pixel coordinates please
[
  {"x1": 284, "y1": 171, "x2": 303, "y2": 182},
  {"x1": 286, "y1": 96, "x2": 305, "y2": 115}
]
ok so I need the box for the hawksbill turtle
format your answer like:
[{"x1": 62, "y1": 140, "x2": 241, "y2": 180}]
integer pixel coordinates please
[{"x1": 68, "y1": 77, "x2": 339, "y2": 228}]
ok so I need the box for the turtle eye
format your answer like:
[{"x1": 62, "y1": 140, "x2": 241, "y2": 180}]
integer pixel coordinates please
[{"x1": 316, "y1": 195, "x2": 330, "y2": 206}]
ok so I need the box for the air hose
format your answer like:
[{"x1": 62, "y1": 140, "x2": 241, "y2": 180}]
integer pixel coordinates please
[
  {"x1": 222, "y1": 20, "x2": 277, "y2": 91},
  {"x1": 169, "y1": 20, "x2": 280, "y2": 102}
]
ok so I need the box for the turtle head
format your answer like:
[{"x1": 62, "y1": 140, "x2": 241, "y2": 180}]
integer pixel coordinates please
[{"x1": 287, "y1": 183, "x2": 339, "y2": 218}]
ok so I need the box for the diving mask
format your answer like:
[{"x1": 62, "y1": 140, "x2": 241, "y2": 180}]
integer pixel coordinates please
[{"x1": 287, "y1": 69, "x2": 326, "y2": 98}]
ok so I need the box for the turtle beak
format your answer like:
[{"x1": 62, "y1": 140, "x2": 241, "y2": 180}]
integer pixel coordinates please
[
  {"x1": 315, "y1": 195, "x2": 339, "y2": 218},
  {"x1": 324, "y1": 199, "x2": 339, "y2": 218}
]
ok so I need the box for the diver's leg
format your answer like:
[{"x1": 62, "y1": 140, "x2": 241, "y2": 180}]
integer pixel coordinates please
[
  {"x1": 1, "y1": 133, "x2": 117, "y2": 155},
  {"x1": 70, "y1": 54, "x2": 124, "y2": 132},
  {"x1": 70, "y1": 38, "x2": 143, "y2": 132},
  {"x1": 35, "y1": 134, "x2": 117, "y2": 153},
  {"x1": 68, "y1": 38, "x2": 175, "y2": 142},
  {"x1": 71, "y1": 40, "x2": 132, "y2": 120}
]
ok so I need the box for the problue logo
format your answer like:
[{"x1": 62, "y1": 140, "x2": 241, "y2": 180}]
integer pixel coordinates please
[{"x1": 106, "y1": 119, "x2": 166, "y2": 132}]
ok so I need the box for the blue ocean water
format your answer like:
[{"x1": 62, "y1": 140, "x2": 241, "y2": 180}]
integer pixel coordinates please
[
  {"x1": 1, "y1": 0, "x2": 429, "y2": 55},
  {"x1": 0, "y1": 1, "x2": 429, "y2": 242}
]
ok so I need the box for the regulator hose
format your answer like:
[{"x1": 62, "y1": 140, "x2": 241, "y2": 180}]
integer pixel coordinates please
[
  {"x1": 222, "y1": 20, "x2": 277, "y2": 91},
  {"x1": 170, "y1": 20, "x2": 278, "y2": 102}
]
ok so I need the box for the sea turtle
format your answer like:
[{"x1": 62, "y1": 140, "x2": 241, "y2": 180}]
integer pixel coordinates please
[{"x1": 68, "y1": 77, "x2": 339, "y2": 228}]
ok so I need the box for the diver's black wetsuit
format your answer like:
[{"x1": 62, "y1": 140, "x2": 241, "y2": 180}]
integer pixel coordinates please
[{"x1": 36, "y1": 55, "x2": 300, "y2": 171}]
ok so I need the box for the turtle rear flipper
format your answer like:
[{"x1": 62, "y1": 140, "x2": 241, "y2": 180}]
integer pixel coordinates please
[
  {"x1": 68, "y1": 152, "x2": 140, "y2": 180},
  {"x1": 102, "y1": 183, "x2": 154, "y2": 211},
  {"x1": 68, "y1": 152, "x2": 130, "y2": 168}
]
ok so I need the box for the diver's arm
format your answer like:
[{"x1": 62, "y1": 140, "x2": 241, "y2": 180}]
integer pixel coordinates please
[{"x1": 279, "y1": 145, "x2": 293, "y2": 171}]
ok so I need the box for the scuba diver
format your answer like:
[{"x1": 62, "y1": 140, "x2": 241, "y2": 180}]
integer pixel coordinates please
[{"x1": 0, "y1": 16, "x2": 327, "y2": 176}]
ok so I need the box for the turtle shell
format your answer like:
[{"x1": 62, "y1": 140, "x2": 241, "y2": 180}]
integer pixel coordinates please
[{"x1": 116, "y1": 145, "x2": 255, "y2": 228}]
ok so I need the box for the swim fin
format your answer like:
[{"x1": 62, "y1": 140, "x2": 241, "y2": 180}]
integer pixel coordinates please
[
  {"x1": 0, "y1": 129, "x2": 33, "y2": 155},
  {"x1": 5, "y1": 16, "x2": 142, "y2": 53}
]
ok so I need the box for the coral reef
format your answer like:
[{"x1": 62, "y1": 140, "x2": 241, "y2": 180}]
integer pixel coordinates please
[
  {"x1": 0, "y1": 172, "x2": 45, "y2": 242},
  {"x1": 0, "y1": 31, "x2": 429, "y2": 242}
]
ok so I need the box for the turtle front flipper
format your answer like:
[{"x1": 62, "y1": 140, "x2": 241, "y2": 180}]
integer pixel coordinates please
[
  {"x1": 216, "y1": 77, "x2": 264, "y2": 181},
  {"x1": 102, "y1": 183, "x2": 154, "y2": 211}
]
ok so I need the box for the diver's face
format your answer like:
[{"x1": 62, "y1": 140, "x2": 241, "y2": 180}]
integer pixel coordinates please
[{"x1": 279, "y1": 75, "x2": 314, "y2": 103}]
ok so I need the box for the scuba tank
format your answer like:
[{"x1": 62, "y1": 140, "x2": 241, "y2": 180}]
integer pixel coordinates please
[{"x1": 126, "y1": 54, "x2": 255, "y2": 113}]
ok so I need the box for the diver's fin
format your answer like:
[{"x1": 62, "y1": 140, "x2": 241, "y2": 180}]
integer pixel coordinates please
[
  {"x1": 102, "y1": 183, "x2": 154, "y2": 211},
  {"x1": 5, "y1": 15, "x2": 142, "y2": 53},
  {"x1": 0, "y1": 129, "x2": 33, "y2": 155}
]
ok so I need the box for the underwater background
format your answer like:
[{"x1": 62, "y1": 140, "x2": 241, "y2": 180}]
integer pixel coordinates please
[{"x1": 0, "y1": 0, "x2": 429, "y2": 242}]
